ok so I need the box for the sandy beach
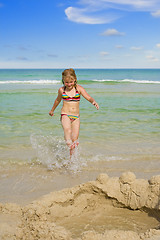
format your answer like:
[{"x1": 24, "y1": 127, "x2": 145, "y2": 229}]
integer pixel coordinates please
[
  {"x1": 0, "y1": 171, "x2": 160, "y2": 240},
  {"x1": 1, "y1": 70, "x2": 160, "y2": 239}
]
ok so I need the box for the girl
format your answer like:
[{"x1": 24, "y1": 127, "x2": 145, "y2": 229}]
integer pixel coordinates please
[{"x1": 49, "y1": 68, "x2": 99, "y2": 156}]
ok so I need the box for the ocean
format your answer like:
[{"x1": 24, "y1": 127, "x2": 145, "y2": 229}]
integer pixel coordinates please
[{"x1": 0, "y1": 69, "x2": 160, "y2": 204}]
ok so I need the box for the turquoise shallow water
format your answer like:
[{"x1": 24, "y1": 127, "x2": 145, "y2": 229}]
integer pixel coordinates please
[{"x1": 0, "y1": 69, "x2": 160, "y2": 175}]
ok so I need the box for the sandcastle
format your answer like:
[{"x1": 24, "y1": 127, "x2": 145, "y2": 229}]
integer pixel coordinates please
[{"x1": 0, "y1": 172, "x2": 160, "y2": 240}]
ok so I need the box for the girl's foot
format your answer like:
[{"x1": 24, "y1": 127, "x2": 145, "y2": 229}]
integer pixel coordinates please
[{"x1": 70, "y1": 141, "x2": 79, "y2": 156}]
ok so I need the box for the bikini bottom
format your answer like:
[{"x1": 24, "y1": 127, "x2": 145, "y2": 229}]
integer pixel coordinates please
[{"x1": 61, "y1": 114, "x2": 79, "y2": 122}]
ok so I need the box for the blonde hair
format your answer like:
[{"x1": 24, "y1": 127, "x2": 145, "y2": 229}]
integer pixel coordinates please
[{"x1": 62, "y1": 68, "x2": 77, "y2": 87}]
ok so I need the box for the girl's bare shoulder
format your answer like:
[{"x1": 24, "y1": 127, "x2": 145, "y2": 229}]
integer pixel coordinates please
[
  {"x1": 76, "y1": 84, "x2": 85, "y2": 93},
  {"x1": 56, "y1": 87, "x2": 63, "y2": 98},
  {"x1": 58, "y1": 87, "x2": 64, "y2": 94}
]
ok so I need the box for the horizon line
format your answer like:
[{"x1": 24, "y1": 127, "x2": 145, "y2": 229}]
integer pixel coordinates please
[{"x1": 0, "y1": 67, "x2": 160, "y2": 70}]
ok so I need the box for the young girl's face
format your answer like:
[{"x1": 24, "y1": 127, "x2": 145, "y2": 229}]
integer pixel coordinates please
[{"x1": 64, "y1": 77, "x2": 75, "y2": 90}]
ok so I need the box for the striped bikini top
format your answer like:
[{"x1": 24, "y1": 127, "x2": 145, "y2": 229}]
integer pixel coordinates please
[{"x1": 62, "y1": 87, "x2": 80, "y2": 102}]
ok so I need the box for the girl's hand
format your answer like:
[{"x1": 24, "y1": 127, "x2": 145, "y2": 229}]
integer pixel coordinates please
[
  {"x1": 92, "y1": 101, "x2": 99, "y2": 110},
  {"x1": 49, "y1": 110, "x2": 54, "y2": 116}
]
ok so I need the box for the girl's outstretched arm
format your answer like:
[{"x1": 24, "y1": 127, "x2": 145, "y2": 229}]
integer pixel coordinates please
[
  {"x1": 49, "y1": 88, "x2": 62, "y2": 116},
  {"x1": 78, "y1": 85, "x2": 99, "y2": 110}
]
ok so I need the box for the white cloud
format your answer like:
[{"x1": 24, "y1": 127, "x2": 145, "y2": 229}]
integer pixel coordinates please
[
  {"x1": 65, "y1": 0, "x2": 160, "y2": 24},
  {"x1": 115, "y1": 45, "x2": 124, "y2": 48},
  {"x1": 100, "y1": 51, "x2": 109, "y2": 56},
  {"x1": 131, "y1": 46, "x2": 143, "y2": 50},
  {"x1": 79, "y1": 0, "x2": 160, "y2": 11},
  {"x1": 101, "y1": 28, "x2": 125, "y2": 36},
  {"x1": 65, "y1": 7, "x2": 117, "y2": 24},
  {"x1": 146, "y1": 55, "x2": 159, "y2": 62},
  {"x1": 156, "y1": 43, "x2": 160, "y2": 48},
  {"x1": 151, "y1": 10, "x2": 160, "y2": 17}
]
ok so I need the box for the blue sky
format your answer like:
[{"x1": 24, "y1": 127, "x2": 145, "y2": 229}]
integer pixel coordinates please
[{"x1": 1, "y1": 0, "x2": 160, "y2": 68}]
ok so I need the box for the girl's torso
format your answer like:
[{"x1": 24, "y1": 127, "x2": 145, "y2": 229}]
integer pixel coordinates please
[{"x1": 61, "y1": 86, "x2": 80, "y2": 115}]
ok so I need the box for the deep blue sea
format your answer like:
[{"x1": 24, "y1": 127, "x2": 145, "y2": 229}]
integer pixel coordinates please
[{"x1": 0, "y1": 69, "x2": 160, "y2": 203}]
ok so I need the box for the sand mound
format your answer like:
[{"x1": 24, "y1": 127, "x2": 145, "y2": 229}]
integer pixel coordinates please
[{"x1": 0, "y1": 171, "x2": 160, "y2": 240}]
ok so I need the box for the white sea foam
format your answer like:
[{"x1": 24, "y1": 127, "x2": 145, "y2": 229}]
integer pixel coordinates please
[
  {"x1": 93, "y1": 79, "x2": 114, "y2": 82},
  {"x1": 92, "y1": 79, "x2": 160, "y2": 84},
  {"x1": 86, "y1": 153, "x2": 128, "y2": 162},
  {"x1": 121, "y1": 79, "x2": 160, "y2": 84},
  {"x1": 0, "y1": 79, "x2": 60, "y2": 84}
]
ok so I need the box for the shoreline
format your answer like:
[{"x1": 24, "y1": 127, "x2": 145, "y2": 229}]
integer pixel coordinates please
[
  {"x1": 0, "y1": 171, "x2": 160, "y2": 240},
  {"x1": 1, "y1": 158, "x2": 160, "y2": 205}
]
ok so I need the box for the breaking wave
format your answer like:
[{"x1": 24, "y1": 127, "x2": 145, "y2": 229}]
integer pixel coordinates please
[
  {"x1": 0, "y1": 79, "x2": 60, "y2": 84},
  {"x1": 92, "y1": 79, "x2": 160, "y2": 84}
]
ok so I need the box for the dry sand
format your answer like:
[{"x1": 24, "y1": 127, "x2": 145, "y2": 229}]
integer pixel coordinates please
[{"x1": 0, "y1": 171, "x2": 160, "y2": 240}]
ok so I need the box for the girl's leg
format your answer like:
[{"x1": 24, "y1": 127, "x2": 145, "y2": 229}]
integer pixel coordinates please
[
  {"x1": 70, "y1": 117, "x2": 80, "y2": 154},
  {"x1": 61, "y1": 115, "x2": 72, "y2": 149}
]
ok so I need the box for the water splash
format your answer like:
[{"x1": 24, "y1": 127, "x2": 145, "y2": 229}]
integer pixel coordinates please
[{"x1": 30, "y1": 134, "x2": 86, "y2": 173}]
